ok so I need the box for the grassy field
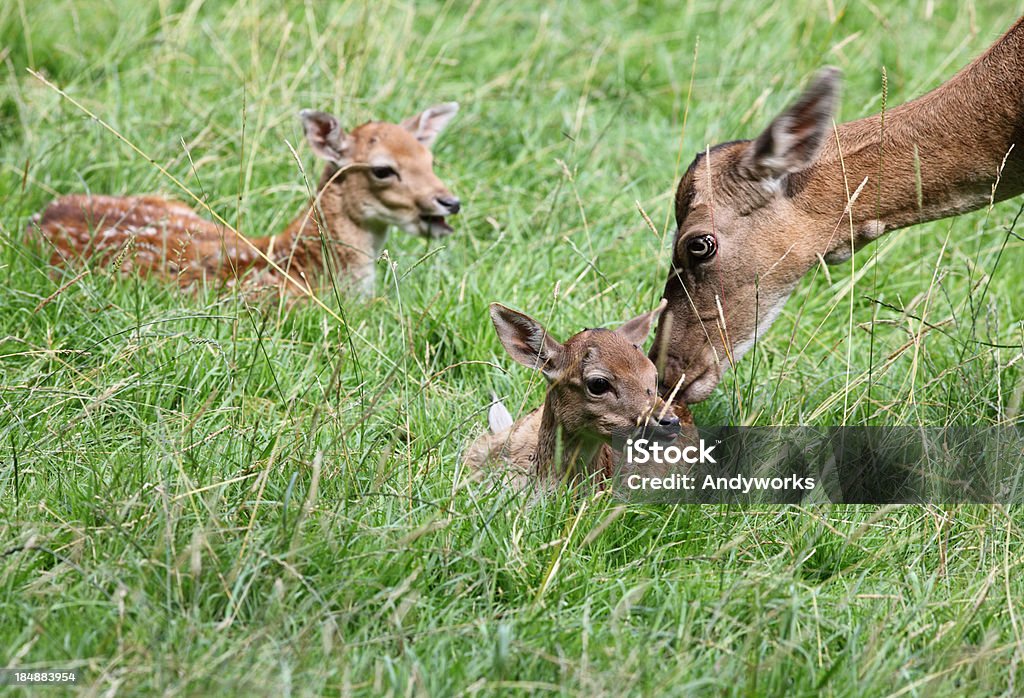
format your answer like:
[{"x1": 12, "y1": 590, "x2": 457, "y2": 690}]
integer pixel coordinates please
[{"x1": 3, "y1": 0, "x2": 1024, "y2": 694}]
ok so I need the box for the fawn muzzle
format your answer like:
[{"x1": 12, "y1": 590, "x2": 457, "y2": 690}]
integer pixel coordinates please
[
  {"x1": 638, "y1": 402, "x2": 682, "y2": 443},
  {"x1": 419, "y1": 191, "x2": 461, "y2": 238}
]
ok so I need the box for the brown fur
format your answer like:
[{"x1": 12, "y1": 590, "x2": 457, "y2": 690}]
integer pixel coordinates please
[
  {"x1": 652, "y1": 17, "x2": 1024, "y2": 403},
  {"x1": 465, "y1": 302, "x2": 694, "y2": 490},
  {"x1": 31, "y1": 106, "x2": 460, "y2": 297}
]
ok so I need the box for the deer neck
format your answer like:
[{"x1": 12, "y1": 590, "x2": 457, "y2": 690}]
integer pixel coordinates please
[
  {"x1": 261, "y1": 165, "x2": 386, "y2": 291},
  {"x1": 793, "y1": 17, "x2": 1024, "y2": 259},
  {"x1": 534, "y1": 395, "x2": 611, "y2": 481}
]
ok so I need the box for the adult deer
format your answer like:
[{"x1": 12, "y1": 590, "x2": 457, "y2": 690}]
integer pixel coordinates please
[
  {"x1": 652, "y1": 17, "x2": 1024, "y2": 403},
  {"x1": 33, "y1": 104, "x2": 461, "y2": 296},
  {"x1": 464, "y1": 300, "x2": 690, "y2": 488}
]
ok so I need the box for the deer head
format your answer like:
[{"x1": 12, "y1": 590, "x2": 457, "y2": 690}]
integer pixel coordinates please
[
  {"x1": 491, "y1": 299, "x2": 682, "y2": 446},
  {"x1": 651, "y1": 69, "x2": 843, "y2": 403},
  {"x1": 300, "y1": 103, "x2": 461, "y2": 239}
]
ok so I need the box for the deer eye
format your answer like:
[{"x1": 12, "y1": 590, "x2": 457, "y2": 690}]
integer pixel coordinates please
[
  {"x1": 686, "y1": 234, "x2": 717, "y2": 261},
  {"x1": 370, "y1": 165, "x2": 398, "y2": 180},
  {"x1": 586, "y1": 377, "x2": 612, "y2": 396}
]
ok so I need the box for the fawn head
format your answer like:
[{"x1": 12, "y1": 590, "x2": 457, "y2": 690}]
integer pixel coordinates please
[
  {"x1": 652, "y1": 69, "x2": 842, "y2": 403},
  {"x1": 300, "y1": 103, "x2": 461, "y2": 238},
  {"x1": 491, "y1": 299, "x2": 681, "y2": 445}
]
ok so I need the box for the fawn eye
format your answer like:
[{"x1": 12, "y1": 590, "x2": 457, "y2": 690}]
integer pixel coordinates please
[
  {"x1": 586, "y1": 377, "x2": 612, "y2": 396},
  {"x1": 686, "y1": 234, "x2": 717, "y2": 261},
  {"x1": 370, "y1": 165, "x2": 397, "y2": 179}
]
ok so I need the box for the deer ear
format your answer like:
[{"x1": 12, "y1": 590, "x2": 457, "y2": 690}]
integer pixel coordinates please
[
  {"x1": 741, "y1": 67, "x2": 840, "y2": 179},
  {"x1": 299, "y1": 109, "x2": 351, "y2": 164},
  {"x1": 490, "y1": 303, "x2": 564, "y2": 380},
  {"x1": 400, "y1": 102, "x2": 459, "y2": 148},
  {"x1": 616, "y1": 299, "x2": 667, "y2": 345}
]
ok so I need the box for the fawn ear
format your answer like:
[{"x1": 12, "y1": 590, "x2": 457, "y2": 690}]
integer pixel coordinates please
[
  {"x1": 616, "y1": 299, "x2": 667, "y2": 345},
  {"x1": 490, "y1": 303, "x2": 564, "y2": 380},
  {"x1": 299, "y1": 110, "x2": 351, "y2": 164},
  {"x1": 401, "y1": 102, "x2": 459, "y2": 148},
  {"x1": 741, "y1": 67, "x2": 840, "y2": 179}
]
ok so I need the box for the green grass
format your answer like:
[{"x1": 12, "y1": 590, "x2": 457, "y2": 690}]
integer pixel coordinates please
[{"x1": 3, "y1": 0, "x2": 1024, "y2": 694}]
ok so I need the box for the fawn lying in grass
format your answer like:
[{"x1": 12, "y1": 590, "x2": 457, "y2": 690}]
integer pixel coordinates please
[
  {"x1": 464, "y1": 300, "x2": 693, "y2": 488},
  {"x1": 32, "y1": 103, "x2": 461, "y2": 296}
]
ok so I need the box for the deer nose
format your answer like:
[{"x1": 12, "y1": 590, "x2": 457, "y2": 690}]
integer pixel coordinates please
[
  {"x1": 436, "y1": 196, "x2": 461, "y2": 214},
  {"x1": 657, "y1": 413, "x2": 680, "y2": 428}
]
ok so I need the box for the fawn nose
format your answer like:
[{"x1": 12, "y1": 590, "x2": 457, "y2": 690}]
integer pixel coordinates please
[
  {"x1": 658, "y1": 414, "x2": 680, "y2": 428},
  {"x1": 437, "y1": 196, "x2": 461, "y2": 214}
]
